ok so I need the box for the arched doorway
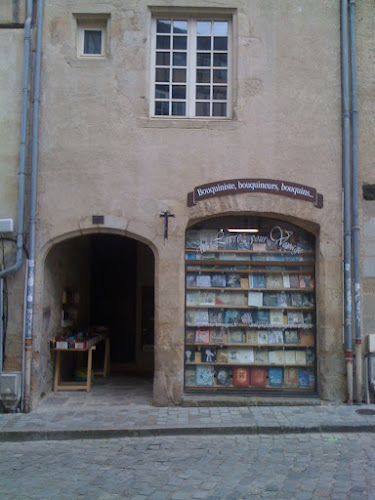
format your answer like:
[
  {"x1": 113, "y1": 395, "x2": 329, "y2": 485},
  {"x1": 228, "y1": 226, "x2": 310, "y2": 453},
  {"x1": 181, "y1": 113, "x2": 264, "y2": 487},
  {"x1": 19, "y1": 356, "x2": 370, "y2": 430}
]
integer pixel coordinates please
[
  {"x1": 43, "y1": 232, "x2": 155, "y2": 397},
  {"x1": 184, "y1": 215, "x2": 316, "y2": 395}
]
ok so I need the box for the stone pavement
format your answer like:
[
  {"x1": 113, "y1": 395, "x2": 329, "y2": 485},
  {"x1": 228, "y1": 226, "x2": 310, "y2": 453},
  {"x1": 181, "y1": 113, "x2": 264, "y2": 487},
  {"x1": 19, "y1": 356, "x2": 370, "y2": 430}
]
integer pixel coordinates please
[
  {"x1": 1, "y1": 376, "x2": 375, "y2": 441},
  {"x1": 1, "y1": 433, "x2": 375, "y2": 499}
]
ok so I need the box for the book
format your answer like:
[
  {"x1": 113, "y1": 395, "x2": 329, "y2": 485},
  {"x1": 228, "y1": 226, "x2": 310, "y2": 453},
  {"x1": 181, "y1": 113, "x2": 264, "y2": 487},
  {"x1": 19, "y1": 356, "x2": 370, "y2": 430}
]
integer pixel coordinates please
[
  {"x1": 268, "y1": 367, "x2": 283, "y2": 386},
  {"x1": 195, "y1": 328, "x2": 210, "y2": 343},
  {"x1": 196, "y1": 365, "x2": 214, "y2": 386},
  {"x1": 258, "y1": 331, "x2": 269, "y2": 344},
  {"x1": 303, "y1": 311, "x2": 314, "y2": 325},
  {"x1": 298, "y1": 368, "x2": 314, "y2": 387},
  {"x1": 228, "y1": 329, "x2": 244, "y2": 344},
  {"x1": 196, "y1": 275, "x2": 211, "y2": 287},
  {"x1": 201, "y1": 347, "x2": 216, "y2": 363},
  {"x1": 257, "y1": 309, "x2": 270, "y2": 324},
  {"x1": 248, "y1": 292, "x2": 263, "y2": 307},
  {"x1": 246, "y1": 330, "x2": 259, "y2": 344},
  {"x1": 250, "y1": 367, "x2": 267, "y2": 386},
  {"x1": 216, "y1": 348, "x2": 228, "y2": 363},
  {"x1": 252, "y1": 274, "x2": 266, "y2": 288},
  {"x1": 291, "y1": 293, "x2": 303, "y2": 307},
  {"x1": 302, "y1": 293, "x2": 314, "y2": 307},
  {"x1": 236, "y1": 234, "x2": 252, "y2": 250},
  {"x1": 306, "y1": 348, "x2": 315, "y2": 365},
  {"x1": 185, "y1": 349, "x2": 195, "y2": 362},
  {"x1": 240, "y1": 311, "x2": 255, "y2": 324},
  {"x1": 185, "y1": 330, "x2": 195, "y2": 343},
  {"x1": 268, "y1": 330, "x2": 284, "y2": 344},
  {"x1": 284, "y1": 350, "x2": 296, "y2": 364},
  {"x1": 276, "y1": 292, "x2": 290, "y2": 307},
  {"x1": 289, "y1": 274, "x2": 300, "y2": 288},
  {"x1": 240, "y1": 277, "x2": 248, "y2": 289},
  {"x1": 284, "y1": 329, "x2": 299, "y2": 344},
  {"x1": 216, "y1": 367, "x2": 232, "y2": 386},
  {"x1": 270, "y1": 310, "x2": 284, "y2": 325},
  {"x1": 266, "y1": 274, "x2": 283, "y2": 289},
  {"x1": 282, "y1": 275, "x2": 291, "y2": 288},
  {"x1": 284, "y1": 367, "x2": 298, "y2": 387},
  {"x1": 186, "y1": 274, "x2": 197, "y2": 287},
  {"x1": 287, "y1": 311, "x2": 303, "y2": 325},
  {"x1": 209, "y1": 309, "x2": 224, "y2": 324},
  {"x1": 194, "y1": 309, "x2": 210, "y2": 324},
  {"x1": 185, "y1": 253, "x2": 197, "y2": 260},
  {"x1": 199, "y1": 230, "x2": 220, "y2": 251},
  {"x1": 299, "y1": 274, "x2": 314, "y2": 289},
  {"x1": 185, "y1": 367, "x2": 196, "y2": 386},
  {"x1": 295, "y1": 350, "x2": 307, "y2": 365},
  {"x1": 228, "y1": 347, "x2": 254, "y2": 363},
  {"x1": 198, "y1": 291, "x2": 216, "y2": 305},
  {"x1": 210, "y1": 328, "x2": 226, "y2": 344},
  {"x1": 195, "y1": 351, "x2": 202, "y2": 362},
  {"x1": 272, "y1": 350, "x2": 285, "y2": 364},
  {"x1": 211, "y1": 274, "x2": 226, "y2": 288},
  {"x1": 219, "y1": 292, "x2": 246, "y2": 306},
  {"x1": 299, "y1": 330, "x2": 315, "y2": 346},
  {"x1": 185, "y1": 230, "x2": 201, "y2": 250},
  {"x1": 224, "y1": 309, "x2": 240, "y2": 324},
  {"x1": 263, "y1": 292, "x2": 278, "y2": 307},
  {"x1": 226, "y1": 274, "x2": 241, "y2": 288},
  {"x1": 252, "y1": 242, "x2": 267, "y2": 252},
  {"x1": 254, "y1": 348, "x2": 269, "y2": 364},
  {"x1": 233, "y1": 367, "x2": 250, "y2": 386}
]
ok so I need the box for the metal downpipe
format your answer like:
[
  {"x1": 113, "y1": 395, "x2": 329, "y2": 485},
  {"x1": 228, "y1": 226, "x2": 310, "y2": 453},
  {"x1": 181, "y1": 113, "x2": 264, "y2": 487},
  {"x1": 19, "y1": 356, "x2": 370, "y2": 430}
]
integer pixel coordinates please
[
  {"x1": 0, "y1": 0, "x2": 33, "y2": 279},
  {"x1": 23, "y1": 0, "x2": 44, "y2": 413},
  {"x1": 341, "y1": 0, "x2": 353, "y2": 403},
  {"x1": 349, "y1": 0, "x2": 362, "y2": 402}
]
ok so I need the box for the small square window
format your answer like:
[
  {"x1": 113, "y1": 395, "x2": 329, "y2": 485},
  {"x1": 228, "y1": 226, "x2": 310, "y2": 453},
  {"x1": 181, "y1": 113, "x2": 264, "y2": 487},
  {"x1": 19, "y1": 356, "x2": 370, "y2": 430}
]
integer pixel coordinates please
[{"x1": 75, "y1": 15, "x2": 109, "y2": 58}]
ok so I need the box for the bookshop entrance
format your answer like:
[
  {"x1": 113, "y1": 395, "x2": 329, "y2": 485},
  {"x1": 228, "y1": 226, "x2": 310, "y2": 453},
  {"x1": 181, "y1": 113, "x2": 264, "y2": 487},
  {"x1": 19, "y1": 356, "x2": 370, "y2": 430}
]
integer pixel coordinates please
[
  {"x1": 184, "y1": 215, "x2": 316, "y2": 394},
  {"x1": 44, "y1": 232, "x2": 155, "y2": 394}
]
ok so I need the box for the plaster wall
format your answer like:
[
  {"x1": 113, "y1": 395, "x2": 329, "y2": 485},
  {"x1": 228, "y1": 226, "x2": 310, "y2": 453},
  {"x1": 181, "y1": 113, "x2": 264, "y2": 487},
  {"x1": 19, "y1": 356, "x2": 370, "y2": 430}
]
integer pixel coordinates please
[
  {"x1": 30, "y1": 0, "x2": 346, "y2": 406},
  {"x1": 0, "y1": 0, "x2": 26, "y2": 24}
]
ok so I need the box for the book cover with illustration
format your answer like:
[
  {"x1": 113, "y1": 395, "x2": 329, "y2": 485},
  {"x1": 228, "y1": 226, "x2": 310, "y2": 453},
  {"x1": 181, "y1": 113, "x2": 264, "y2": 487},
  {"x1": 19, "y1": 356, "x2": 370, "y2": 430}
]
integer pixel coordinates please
[
  {"x1": 226, "y1": 273, "x2": 241, "y2": 288},
  {"x1": 186, "y1": 274, "x2": 197, "y2": 287},
  {"x1": 216, "y1": 367, "x2": 232, "y2": 386},
  {"x1": 252, "y1": 274, "x2": 266, "y2": 288},
  {"x1": 248, "y1": 291, "x2": 263, "y2": 307},
  {"x1": 289, "y1": 274, "x2": 300, "y2": 288},
  {"x1": 287, "y1": 311, "x2": 303, "y2": 325},
  {"x1": 270, "y1": 310, "x2": 284, "y2": 325},
  {"x1": 254, "y1": 348, "x2": 269, "y2": 364},
  {"x1": 258, "y1": 331, "x2": 269, "y2": 344},
  {"x1": 284, "y1": 350, "x2": 297, "y2": 365},
  {"x1": 298, "y1": 368, "x2": 315, "y2": 387},
  {"x1": 284, "y1": 367, "x2": 298, "y2": 387},
  {"x1": 185, "y1": 366, "x2": 196, "y2": 386},
  {"x1": 195, "y1": 328, "x2": 210, "y2": 343},
  {"x1": 250, "y1": 367, "x2": 267, "y2": 386},
  {"x1": 268, "y1": 330, "x2": 284, "y2": 344},
  {"x1": 257, "y1": 309, "x2": 270, "y2": 324},
  {"x1": 196, "y1": 365, "x2": 214, "y2": 386},
  {"x1": 211, "y1": 274, "x2": 227, "y2": 288},
  {"x1": 240, "y1": 311, "x2": 255, "y2": 325},
  {"x1": 299, "y1": 274, "x2": 314, "y2": 289},
  {"x1": 276, "y1": 292, "x2": 290, "y2": 307},
  {"x1": 210, "y1": 328, "x2": 226, "y2": 344},
  {"x1": 263, "y1": 292, "x2": 278, "y2": 307},
  {"x1": 185, "y1": 329, "x2": 195, "y2": 343},
  {"x1": 246, "y1": 330, "x2": 259, "y2": 344},
  {"x1": 196, "y1": 274, "x2": 211, "y2": 287},
  {"x1": 209, "y1": 309, "x2": 224, "y2": 324},
  {"x1": 228, "y1": 329, "x2": 244, "y2": 344},
  {"x1": 299, "y1": 330, "x2": 315, "y2": 346},
  {"x1": 224, "y1": 309, "x2": 240, "y2": 324},
  {"x1": 216, "y1": 348, "x2": 228, "y2": 363},
  {"x1": 185, "y1": 349, "x2": 195, "y2": 363},
  {"x1": 282, "y1": 275, "x2": 291, "y2": 288},
  {"x1": 201, "y1": 347, "x2": 217, "y2": 363},
  {"x1": 284, "y1": 329, "x2": 299, "y2": 344},
  {"x1": 268, "y1": 367, "x2": 283, "y2": 386},
  {"x1": 266, "y1": 274, "x2": 283, "y2": 289},
  {"x1": 233, "y1": 367, "x2": 250, "y2": 386}
]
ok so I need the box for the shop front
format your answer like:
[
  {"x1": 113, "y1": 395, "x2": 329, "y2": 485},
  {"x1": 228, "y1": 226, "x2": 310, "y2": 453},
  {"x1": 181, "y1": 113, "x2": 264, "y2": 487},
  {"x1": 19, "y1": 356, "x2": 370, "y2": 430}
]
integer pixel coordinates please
[{"x1": 184, "y1": 215, "x2": 317, "y2": 394}]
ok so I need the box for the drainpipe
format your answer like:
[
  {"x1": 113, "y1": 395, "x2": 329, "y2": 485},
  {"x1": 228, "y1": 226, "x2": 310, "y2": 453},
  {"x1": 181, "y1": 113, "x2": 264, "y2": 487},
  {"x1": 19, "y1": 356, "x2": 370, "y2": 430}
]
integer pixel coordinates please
[
  {"x1": 341, "y1": 0, "x2": 353, "y2": 403},
  {"x1": 0, "y1": 0, "x2": 33, "y2": 279},
  {"x1": 349, "y1": 0, "x2": 362, "y2": 402},
  {"x1": 24, "y1": 0, "x2": 44, "y2": 413}
]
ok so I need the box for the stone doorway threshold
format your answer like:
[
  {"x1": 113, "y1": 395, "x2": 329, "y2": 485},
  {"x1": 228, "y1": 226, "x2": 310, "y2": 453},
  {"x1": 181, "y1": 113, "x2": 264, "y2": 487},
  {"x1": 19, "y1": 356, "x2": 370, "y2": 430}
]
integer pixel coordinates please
[
  {"x1": 183, "y1": 393, "x2": 322, "y2": 407},
  {"x1": 38, "y1": 373, "x2": 153, "y2": 411}
]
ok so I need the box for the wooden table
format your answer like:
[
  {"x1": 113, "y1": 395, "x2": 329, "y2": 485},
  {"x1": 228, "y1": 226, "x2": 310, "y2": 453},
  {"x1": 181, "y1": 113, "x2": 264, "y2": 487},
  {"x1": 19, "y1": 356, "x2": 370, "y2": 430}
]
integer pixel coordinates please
[{"x1": 53, "y1": 336, "x2": 110, "y2": 392}]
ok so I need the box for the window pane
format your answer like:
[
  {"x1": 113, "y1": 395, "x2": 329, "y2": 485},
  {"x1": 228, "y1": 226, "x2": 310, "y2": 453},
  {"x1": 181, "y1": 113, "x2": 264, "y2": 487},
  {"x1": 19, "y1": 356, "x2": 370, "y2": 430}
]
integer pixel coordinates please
[
  {"x1": 213, "y1": 21, "x2": 228, "y2": 36},
  {"x1": 173, "y1": 21, "x2": 187, "y2": 34},
  {"x1": 155, "y1": 68, "x2": 170, "y2": 82},
  {"x1": 156, "y1": 35, "x2": 170, "y2": 50},
  {"x1": 213, "y1": 69, "x2": 227, "y2": 83},
  {"x1": 197, "y1": 36, "x2": 211, "y2": 50},
  {"x1": 172, "y1": 85, "x2": 186, "y2": 99},
  {"x1": 213, "y1": 86, "x2": 227, "y2": 100},
  {"x1": 172, "y1": 69, "x2": 186, "y2": 82},
  {"x1": 155, "y1": 85, "x2": 169, "y2": 99},
  {"x1": 173, "y1": 36, "x2": 187, "y2": 50},
  {"x1": 196, "y1": 86, "x2": 210, "y2": 100},
  {"x1": 172, "y1": 102, "x2": 186, "y2": 116},
  {"x1": 173, "y1": 52, "x2": 187, "y2": 66},
  {"x1": 155, "y1": 101, "x2": 169, "y2": 115},
  {"x1": 156, "y1": 52, "x2": 170, "y2": 66},
  {"x1": 196, "y1": 69, "x2": 211, "y2": 83},
  {"x1": 197, "y1": 53, "x2": 211, "y2": 66},
  {"x1": 214, "y1": 37, "x2": 228, "y2": 51},
  {"x1": 197, "y1": 21, "x2": 211, "y2": 35},
  {"x1": 157, "y1": 20, "x2": 171, "y2": 33},
  {"x1": 213, "y1": 102, "x2": 227, "y2": 116},
  {"x1": 213, "y1": 53, "x2": 227, "y2": 67},
  {"x1": 84, "y1": 30, "x2": 102, "y2": 54},
  {"x1": 196, "y1": 102, "x2": 210, "y2": 116}
]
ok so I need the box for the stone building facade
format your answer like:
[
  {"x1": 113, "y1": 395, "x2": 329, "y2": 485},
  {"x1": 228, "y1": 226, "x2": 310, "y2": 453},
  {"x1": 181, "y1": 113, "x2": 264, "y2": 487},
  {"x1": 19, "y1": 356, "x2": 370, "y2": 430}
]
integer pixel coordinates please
[{"x1": 1, "y1": 0, "x2": 375, "y2": 410}]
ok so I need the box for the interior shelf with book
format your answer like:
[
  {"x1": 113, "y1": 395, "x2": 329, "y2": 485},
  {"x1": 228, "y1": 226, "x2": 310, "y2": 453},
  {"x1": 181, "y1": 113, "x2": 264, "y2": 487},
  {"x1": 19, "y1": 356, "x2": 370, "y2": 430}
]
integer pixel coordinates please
[{"x1": 184, "y1": 217, "x2": 317, "y2": 393}]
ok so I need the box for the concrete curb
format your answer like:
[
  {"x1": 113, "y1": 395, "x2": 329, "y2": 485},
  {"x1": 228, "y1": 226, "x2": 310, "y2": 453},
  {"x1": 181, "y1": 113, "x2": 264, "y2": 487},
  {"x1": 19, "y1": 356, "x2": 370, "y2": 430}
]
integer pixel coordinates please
[{"x1": 2, "y1": 423, "x2": 375, "y2": 442}]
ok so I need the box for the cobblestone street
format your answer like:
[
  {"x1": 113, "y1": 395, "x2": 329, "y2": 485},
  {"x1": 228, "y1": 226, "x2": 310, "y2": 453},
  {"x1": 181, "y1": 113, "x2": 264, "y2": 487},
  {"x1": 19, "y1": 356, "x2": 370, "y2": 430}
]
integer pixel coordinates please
[{"x1": 1, "y1": 432, "x2": 375, "y2": 499}]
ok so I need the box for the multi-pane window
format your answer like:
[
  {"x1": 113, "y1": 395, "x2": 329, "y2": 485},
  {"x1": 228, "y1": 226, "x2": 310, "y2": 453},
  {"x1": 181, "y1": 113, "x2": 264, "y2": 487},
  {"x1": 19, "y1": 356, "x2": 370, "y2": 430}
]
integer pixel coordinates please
[{"x1": 152, "y1": 18, "x2": 230, "y2": 118}]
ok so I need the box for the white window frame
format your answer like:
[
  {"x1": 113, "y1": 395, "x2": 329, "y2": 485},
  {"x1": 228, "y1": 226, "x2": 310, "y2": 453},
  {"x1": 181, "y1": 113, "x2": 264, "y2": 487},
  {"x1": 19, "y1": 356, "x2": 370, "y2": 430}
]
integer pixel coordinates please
[
  {"x1": 150, "y1": 16, "x2": 232, "y2": 119},
  {"x1": 75, "y1": 16, "x2": 109, "y2": 58}
]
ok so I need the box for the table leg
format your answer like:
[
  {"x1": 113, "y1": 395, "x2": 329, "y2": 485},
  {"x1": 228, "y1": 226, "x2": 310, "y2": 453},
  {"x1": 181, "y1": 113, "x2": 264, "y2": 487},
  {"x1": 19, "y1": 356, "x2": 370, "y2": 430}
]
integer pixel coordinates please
[
  {"x1": 87, "y1": 347, "x2": 93, "y2": 392},
  {"x1": 54, "y1": 350, "x2": 61, "y2": 392},
  {"x1": 104, "y1": 337, "x2": 111, "y2": 377}
]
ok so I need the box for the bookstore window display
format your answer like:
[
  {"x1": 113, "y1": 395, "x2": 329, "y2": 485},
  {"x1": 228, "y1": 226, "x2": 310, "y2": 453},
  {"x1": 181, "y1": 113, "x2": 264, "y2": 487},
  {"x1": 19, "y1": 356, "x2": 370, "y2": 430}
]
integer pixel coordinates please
[{"x1": 184, "y1": 217, "x2": 316, "y2": 393}]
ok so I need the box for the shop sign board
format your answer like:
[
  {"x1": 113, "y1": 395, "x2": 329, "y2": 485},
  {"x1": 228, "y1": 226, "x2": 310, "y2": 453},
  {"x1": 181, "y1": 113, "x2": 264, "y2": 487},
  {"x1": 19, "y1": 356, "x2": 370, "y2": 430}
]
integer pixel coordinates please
[{"x1": 187, "y1": 179, "x2": 323, "y2": 208}]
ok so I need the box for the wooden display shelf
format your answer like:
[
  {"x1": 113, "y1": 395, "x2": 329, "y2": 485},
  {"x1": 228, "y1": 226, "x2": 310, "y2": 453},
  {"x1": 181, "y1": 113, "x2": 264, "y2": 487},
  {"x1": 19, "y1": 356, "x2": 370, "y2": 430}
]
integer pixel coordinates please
[
  {"x1": 186, "y1": 305, "x2": 314, "y2": 310},
  {"x1": 185, "y1": 362, "x2": 314, "y2": 367},
  {"x1": 185, "y1": 267, "x2": 314, "y2": 274},
  {"x1": 186, "y1": 286, "x2": 314, "y2": 292},
  {"x1": 185, "y1": 385, "x2": 315, "y2": 392},
  {"x1": 186, "y1": 260, "x2": 314, "y2": 267},
  {"x1": 185, "y1": 342, "x2": 312, "y2": 348},
  {"x1": 186, "y1": 323, "x2": 315, "y2": 329}
]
